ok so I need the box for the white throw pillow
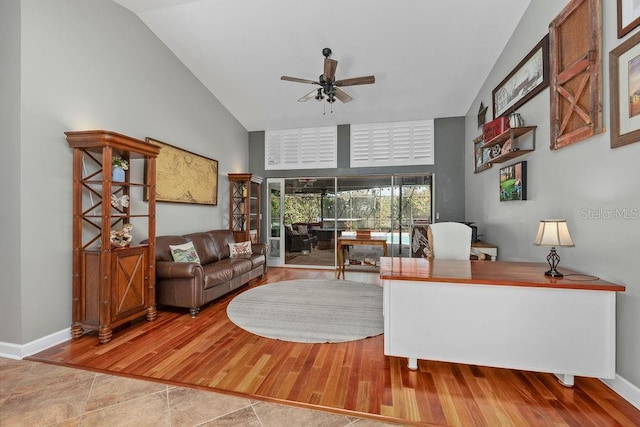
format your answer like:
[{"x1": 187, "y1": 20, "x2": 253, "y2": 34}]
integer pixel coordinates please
[{"x1": 229, "y1": 241, "x2": 252, "y2": 257}]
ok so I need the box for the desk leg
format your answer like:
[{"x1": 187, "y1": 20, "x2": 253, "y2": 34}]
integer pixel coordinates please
[
  {"x1": 336, "y1": 244, "x2": 344, "y2": 279},
  {"x1": 554, "y1": 373, "x2": 574, "y2": 387},
  {"x1": 407, "y1": 358, "x2": 418, "y2": 370}
]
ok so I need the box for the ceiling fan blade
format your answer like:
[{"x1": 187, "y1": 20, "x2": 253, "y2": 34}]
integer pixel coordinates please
[
  {"x1": 333, "y1": 87, "x2": 353, "y2": 103},
  {"x1": 297, "y1": 89, "x2": 319, "y2": 102},
  {"x1": 334, "y1": 75, "x2": 376, "y2": 87},
  {"x1": 324, "y1": 58, "x2": 337, "y2": 82},
  {"x1": 281, "y1": 76, "x2": 320, "y2": 85}
]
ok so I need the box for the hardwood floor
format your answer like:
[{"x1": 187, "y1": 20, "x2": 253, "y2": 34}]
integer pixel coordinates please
[{"x1": 30, "y1": 268, "x2": 640, "y2": 426}]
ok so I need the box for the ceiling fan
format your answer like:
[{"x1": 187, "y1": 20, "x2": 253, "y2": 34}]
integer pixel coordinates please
[{"x1": 281, "y1": 48, "x2": 375, "y2": 104}]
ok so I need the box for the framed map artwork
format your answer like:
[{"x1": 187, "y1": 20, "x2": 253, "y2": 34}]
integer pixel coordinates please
[{"x1": 145, "y1": 137, "x2": 218, "y2": 205}]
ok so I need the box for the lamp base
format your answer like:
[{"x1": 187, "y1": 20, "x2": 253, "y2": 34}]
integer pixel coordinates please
[
  {"x1": 544, "y1": 247, "x2": 563, "y2": 277},
  {"x1": 544, "y1": 269, "x2": 563, "y2": 278}
]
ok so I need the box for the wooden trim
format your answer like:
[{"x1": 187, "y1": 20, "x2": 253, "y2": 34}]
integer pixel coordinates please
[
  {"x1": 549, "y1": 0, "x2": 603, "y2": 150},
  {"x1": 379, "y1": 257, "x2": 625, "y2": 292},
  {"x1": 609, "y1": 31, "x2": 640, "y2": 148},
  {"x1": 617, "y1": 0, "x2": 640, "y2": 38},
  {"x1": 65, "y1": 130, "x2": 160, "y2": 157}
]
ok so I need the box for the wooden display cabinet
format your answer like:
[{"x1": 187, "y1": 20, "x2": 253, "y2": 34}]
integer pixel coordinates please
[
  {"x1": 66, "y1": 130, "x2": 160, "y2": 343},
  {"x1": 228, "y1": 173, "x2": 263, "y2": 244}
]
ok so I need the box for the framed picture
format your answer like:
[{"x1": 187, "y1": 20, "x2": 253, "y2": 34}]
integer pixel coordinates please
[
  {"x1": 618, "y1": 0, "x2": 640, "y2": 38},
  {"x1": 492, "y1": 34, "x2": 549, "y2": 118},
  {"x1": 610, "y1": 31, "x2": 640, "y2": 148},
  {"x1": 145, "y1": 138, "x2": 219, "y2": 205},
  {"x1": 473, "y1": 135, "x2": 492, "y2": 173},
  {"x1": 499, "y1": 161, "x2": 527, "y2": 202}
]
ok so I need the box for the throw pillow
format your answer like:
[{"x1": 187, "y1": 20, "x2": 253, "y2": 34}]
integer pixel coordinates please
[
  {"x1": 169, "y1": 241, "x2": 201, "y2": 263},
  {"x1": 297, "y1": 224, "x2": 308, "y2": 235},
  {"x1": 229, "y1": 241, "x2": 252, "y2": 257}
]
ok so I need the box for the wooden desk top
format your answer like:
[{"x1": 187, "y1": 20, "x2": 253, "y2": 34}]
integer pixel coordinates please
[{"x1": 379, "y1": 257, "x2": 625, "y2": 292}]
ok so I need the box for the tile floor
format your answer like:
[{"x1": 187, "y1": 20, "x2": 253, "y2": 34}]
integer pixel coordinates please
[{"x1": 0, "y1": 357, "x2": 396, "y2": 427}]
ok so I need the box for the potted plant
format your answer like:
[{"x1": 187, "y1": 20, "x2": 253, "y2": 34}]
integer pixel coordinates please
[{"x1": 112, "y1": 156, "x2": 128, "y2": 182}]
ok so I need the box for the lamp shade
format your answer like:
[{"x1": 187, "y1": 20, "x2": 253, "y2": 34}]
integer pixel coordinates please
[{"x1": 534, "y1": 219, "x2": 575, "y2": 247}]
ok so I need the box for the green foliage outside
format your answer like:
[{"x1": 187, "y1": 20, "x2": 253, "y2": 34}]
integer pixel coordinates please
[{"x1": 283, "y1": 186, "x2": 431, "y2": 231}]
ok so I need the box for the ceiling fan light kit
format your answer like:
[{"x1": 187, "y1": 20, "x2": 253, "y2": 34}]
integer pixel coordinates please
[{"x1": 281, "y1": 47, "x2": 375, "y2": 113}]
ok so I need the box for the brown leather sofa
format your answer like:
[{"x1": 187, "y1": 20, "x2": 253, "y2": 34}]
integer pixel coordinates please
[{"x1": 154, "y1": 229, "x2": 267, "y2": 317}]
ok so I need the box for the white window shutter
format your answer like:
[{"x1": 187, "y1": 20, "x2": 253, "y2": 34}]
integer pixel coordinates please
[
  {"x1": 265, "y1": 132, "x2": 283, "y2": 168},
  {"x1": 350, "y1": 119, "x2": 434, "y2": 167},
  {"x1": 265, "y1": 126, "x2": 337, "y2": 170}
]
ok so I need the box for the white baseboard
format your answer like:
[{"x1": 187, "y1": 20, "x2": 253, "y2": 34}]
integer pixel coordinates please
[
  {"x1": 0, "y1": 328, "x2": 71, "y2": 360},
  {"x1": 0, "y1": 342, "x2": 22, "y2": 360},
  {"x1": 601, "y1": 375, "x2": 640, "y2": 410}
]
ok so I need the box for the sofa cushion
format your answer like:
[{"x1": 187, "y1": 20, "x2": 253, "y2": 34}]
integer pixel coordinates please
[
  {"x1": 206, "y1": 230, "x2": 236, "y2": 260},
  {"x1": 169, "y1": 241, "x2": 200, "y2": 263},
  {"x1": 216, "y1": 257, "x2": 253, "y2": 277},
  {"x1": 248, "y1": 253, "x2": 266, "y2": 270},
  {"x1": 202, "y1": 263, "x2": 234, "y2": 289},
  {"x1": 156, "y1": 236, "x2": 190, "y2": 262},
  {"x1": 184, "y1": 232, "x2": 218, "y2": 265}
]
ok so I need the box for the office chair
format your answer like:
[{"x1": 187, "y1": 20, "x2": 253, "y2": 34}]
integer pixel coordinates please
[{"x1": 427, "y1": 222, "x2": 472, "y2": 260}]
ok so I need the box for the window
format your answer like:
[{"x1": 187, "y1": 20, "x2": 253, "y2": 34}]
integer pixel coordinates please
[
  {"x1": 265, "y1": 126, "x2": 337, "y2": 170},
  {"x1": 350, "y1": 119, "x2": 434, "y2": 167}
]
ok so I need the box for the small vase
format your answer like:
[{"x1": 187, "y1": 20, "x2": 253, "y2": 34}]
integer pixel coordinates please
[{"x1": 112, "y1": 166, "x2": 125, "y2": 182}]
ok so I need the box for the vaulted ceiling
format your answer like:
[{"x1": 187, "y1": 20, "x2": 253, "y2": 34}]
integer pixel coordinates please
[{"x1": 112, "y1": 0, "x2": 532, "y2": 131}]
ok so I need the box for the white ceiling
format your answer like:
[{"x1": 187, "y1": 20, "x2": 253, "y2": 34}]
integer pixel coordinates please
[{"x1": 113, "y1": 0, "x2": 532, "y2": 132}]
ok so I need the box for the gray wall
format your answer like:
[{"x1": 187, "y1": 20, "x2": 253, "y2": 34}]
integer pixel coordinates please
[
  {"x1": 0, "y1": 0, "x2": 23, "y2": 344},
  {"x1": 1, "y1": 0, "x2": 248, "y2": 347},
  {"x1": 248, "y1": 117, "x2": 467, "y2": 231},
  {"x1": 465, "y1": 1, "x2": 640, "y2": 386}
]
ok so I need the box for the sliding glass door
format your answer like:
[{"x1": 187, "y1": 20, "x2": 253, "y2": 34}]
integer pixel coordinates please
[
  {"x1": 283, "y1": 177, "x2": 336, "y2": 268},
  {"x1": 273, "y1": 174, "x2": 433, "y2": 268},
  {"x1": 335, "y1": 174, "x2": 432, "y2": 257},
  {"x1": 266, "y1": 178, "x2": 284, "y2": 267},
  {"x1": 390, "y1": 174, "x2": 433, "y2": 257}
]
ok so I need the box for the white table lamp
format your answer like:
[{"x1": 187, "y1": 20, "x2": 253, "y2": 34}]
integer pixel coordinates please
[{"x1": 533, "y1": 219, "x2": 575, "y2": 277}]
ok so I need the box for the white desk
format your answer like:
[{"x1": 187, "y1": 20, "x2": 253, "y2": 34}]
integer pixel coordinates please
[{"x1": 380, "y1": 257, "x2": 625, "y2": 386}]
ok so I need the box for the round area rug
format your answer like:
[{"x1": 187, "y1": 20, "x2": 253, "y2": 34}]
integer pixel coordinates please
[{"x1": 226, "y1": 279, "x2": 383, "y2": 343}]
